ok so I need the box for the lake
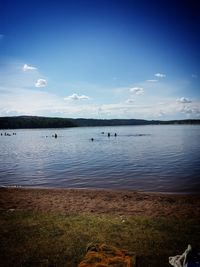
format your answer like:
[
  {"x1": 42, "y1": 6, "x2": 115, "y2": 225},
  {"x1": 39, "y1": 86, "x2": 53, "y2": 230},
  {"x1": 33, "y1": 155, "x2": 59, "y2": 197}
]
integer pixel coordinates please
[{"x1": 0, "y1": 125, "x2": 200, "y2": 194}]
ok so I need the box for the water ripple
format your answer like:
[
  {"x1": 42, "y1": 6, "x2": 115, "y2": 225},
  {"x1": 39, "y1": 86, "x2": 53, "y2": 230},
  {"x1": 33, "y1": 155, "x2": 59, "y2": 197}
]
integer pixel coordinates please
[{"x1": 0, "y1": 125, "x2": 200, "y2": 193}]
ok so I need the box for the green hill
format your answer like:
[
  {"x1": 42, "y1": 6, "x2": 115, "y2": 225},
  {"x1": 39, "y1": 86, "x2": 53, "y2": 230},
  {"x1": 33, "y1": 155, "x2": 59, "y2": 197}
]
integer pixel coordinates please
[
  {"x1": 0, "y1": 116, "x2": 200, "y2": 129},
  {"x1": 0, "y1": 116, "x2": 76, "y2": 129}
]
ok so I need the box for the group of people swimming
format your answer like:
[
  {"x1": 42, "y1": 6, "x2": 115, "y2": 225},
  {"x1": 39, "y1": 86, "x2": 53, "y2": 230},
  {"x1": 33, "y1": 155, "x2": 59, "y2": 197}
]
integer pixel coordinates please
[
  {"x1": 52, "y1": 133, "x2": 57, "y2": 138},
  {"x1": 91, "y1": 132, "x2": 117, "y2": 141},
  {"x1": 0, "y1": 132, "x2": 17, "y2": 136},
  {"x1": 107, "y1": 132, "x2": 117, "y2": 137},
  {"x1": 1, "y1": 131, "x2": 118, "y2": 141}
]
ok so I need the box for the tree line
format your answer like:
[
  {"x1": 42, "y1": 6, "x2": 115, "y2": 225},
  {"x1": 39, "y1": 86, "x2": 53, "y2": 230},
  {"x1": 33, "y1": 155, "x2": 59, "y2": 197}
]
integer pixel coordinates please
[{"x1": 0, "y1": 116, "x2": 200, "y2": 129}]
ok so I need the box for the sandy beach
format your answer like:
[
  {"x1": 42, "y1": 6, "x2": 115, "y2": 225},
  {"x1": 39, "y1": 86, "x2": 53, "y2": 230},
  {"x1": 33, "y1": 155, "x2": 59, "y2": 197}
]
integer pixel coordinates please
[{"x1": 1, "y1": 187, "x2": 200, "y2": 218}]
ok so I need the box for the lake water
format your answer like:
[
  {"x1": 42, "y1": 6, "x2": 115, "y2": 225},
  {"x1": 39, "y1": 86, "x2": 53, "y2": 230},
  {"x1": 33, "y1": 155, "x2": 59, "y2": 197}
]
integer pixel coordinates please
[{"x1": 0, "y1": 125, "x2": 200, "y2": 194}]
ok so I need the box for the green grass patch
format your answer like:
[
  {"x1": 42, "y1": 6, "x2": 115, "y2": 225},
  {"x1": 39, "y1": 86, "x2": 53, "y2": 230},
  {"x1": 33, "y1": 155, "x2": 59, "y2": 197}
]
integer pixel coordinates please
[{"x1": 0, "y1": 211, "x2": 199, "y2": 266}]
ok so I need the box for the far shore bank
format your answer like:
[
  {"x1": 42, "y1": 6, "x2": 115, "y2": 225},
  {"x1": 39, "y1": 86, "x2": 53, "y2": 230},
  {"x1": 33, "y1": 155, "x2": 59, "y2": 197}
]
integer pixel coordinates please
[{"x1": 1, "y1": 187, "x2": 200, "y2": 218}]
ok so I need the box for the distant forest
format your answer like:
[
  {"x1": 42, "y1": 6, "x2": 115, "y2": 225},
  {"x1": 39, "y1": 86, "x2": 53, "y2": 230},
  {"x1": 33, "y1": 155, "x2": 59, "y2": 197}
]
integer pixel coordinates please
[
  {"x1": 0, "y1": 116, "x2": 76, "y2": 129},
  {"x1": 0, "y1": 116, "x2": 200, "y2": 129}
]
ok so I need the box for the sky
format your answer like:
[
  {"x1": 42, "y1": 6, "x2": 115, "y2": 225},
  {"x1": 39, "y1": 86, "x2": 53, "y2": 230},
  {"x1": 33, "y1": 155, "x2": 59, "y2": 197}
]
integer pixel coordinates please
[{"x1": 0, "y1": 0, "x2": 200, "y2": 120}]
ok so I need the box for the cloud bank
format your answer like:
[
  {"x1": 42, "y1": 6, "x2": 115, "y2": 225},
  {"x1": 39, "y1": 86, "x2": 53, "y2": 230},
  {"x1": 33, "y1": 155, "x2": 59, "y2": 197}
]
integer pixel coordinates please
[{"x1": 0, "y1": 86, "x2": 200, "y2": 120}]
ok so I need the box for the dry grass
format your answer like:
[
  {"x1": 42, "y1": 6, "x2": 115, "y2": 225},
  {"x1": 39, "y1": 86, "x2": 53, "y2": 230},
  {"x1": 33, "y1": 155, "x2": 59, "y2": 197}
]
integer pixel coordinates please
[
  {"x1": 0, "y1": 210, "x2": 200, "y2": 267},
  {"x1": 1, "y1": 188, "x2": 200, "y2": 266}
]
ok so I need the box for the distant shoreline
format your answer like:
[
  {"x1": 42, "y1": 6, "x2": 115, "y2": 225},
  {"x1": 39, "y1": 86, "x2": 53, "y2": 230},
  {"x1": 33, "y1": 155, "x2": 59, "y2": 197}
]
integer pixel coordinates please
[{"x1": 0, "y1": 115, "x2": 200, "y2": 129}]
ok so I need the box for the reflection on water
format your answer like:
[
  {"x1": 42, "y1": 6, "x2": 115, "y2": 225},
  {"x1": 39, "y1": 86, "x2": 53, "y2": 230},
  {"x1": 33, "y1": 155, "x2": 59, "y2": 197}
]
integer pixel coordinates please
[{"x1": 0, "y1": 125, "x2": 200, "y2": 193}]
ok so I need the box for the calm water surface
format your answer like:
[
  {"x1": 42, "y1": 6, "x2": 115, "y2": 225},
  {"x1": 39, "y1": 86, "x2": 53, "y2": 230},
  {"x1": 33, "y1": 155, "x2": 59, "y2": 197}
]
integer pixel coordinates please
[{"x1": 0, "y1": 125, "x2": 200, "y2": 193}]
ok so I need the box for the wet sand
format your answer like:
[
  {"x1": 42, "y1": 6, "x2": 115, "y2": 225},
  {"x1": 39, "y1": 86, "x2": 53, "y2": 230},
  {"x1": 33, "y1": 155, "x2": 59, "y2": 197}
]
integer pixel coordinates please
[{"x1": 1, "y1": 187, "x2": 200, "y2": 219}]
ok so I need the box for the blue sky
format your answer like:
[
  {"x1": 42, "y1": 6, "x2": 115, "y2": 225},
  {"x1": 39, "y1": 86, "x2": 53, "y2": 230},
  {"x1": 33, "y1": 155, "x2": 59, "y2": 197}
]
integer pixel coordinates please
[{"x1": 0, "y1": 0, "x2": 199, "y2": 119}]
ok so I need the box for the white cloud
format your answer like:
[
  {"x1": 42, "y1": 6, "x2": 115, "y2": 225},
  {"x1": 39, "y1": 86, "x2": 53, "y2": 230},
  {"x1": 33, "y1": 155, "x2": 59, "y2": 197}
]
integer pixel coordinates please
[
  {"x1": 23, "y1": 64, "x2": 37, "y2": 71},
  {"x1": 180, "y1": 106, "x2": 200, "y2": 116},
  {"x1": 35, "y1": 79, "x2": 47, "y2": 88},
  {"x1": 64, "y1": 93, "x2": 90, "y2": 101},
  {"x1": 176, "y1": 97, "x2": 192, "y2": 104},
  {"x1": 147, "y1": 79, "x2": 158, "y2": 82},
  {"x1": 0, "y1": 61, "x2": 40, "y2": 89},
  {"x1": 130, "y1": 87, "x2": 144, "y2": 95},
  {"x1": 0, "y1": 87, "x2": 92, "y2": 118},
  {"x1": 1, "y1": 85, "x2": 200, "y2": 120},
  {"x1": 126, "y1": 98, "x2": 135, "y2": 104},
  {"x1": 155, "y1": 73, "x2": 166, "y2": 78}
]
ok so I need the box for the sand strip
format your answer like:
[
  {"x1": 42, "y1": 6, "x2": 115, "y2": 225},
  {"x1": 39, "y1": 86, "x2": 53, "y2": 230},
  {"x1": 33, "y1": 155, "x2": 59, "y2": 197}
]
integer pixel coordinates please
[{"x1": 0, "y1": 187, "x2": 200, "y2": 218}]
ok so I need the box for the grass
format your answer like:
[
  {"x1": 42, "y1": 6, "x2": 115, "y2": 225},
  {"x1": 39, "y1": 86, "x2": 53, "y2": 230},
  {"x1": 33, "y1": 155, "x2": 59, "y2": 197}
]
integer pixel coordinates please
[{"x1": 0, "y1": 211, "x2": 200, "y2": 267}]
